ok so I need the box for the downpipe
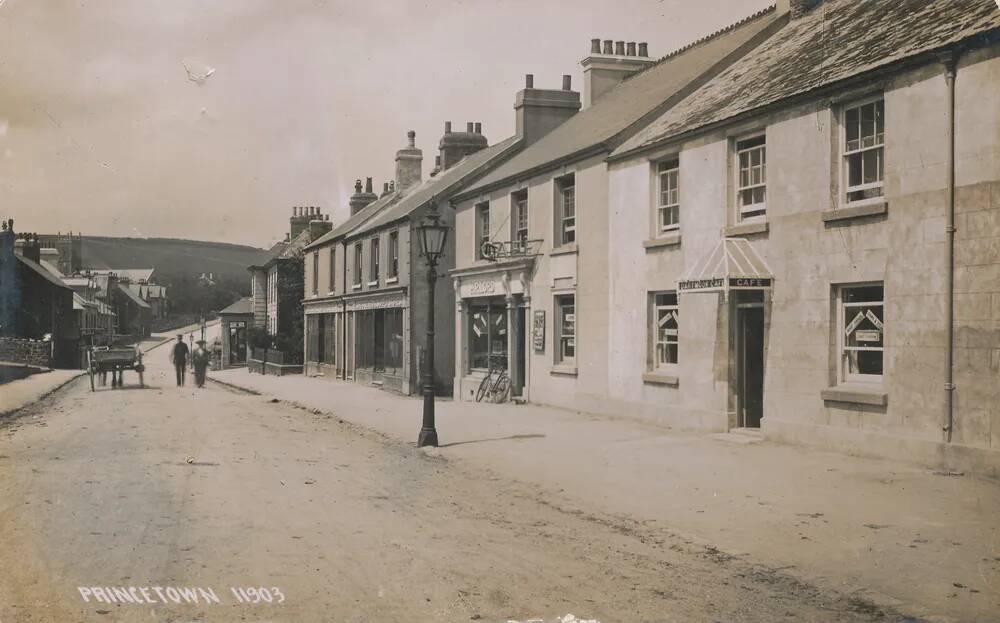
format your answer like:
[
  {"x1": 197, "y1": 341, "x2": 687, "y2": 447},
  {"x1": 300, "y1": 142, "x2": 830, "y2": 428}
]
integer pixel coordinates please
[{"x1": 941, "y1": 50, "x2": 959, "y2": 443}]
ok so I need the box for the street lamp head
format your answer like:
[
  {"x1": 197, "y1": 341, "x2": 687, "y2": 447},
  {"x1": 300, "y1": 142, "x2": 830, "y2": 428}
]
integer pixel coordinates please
[{"x1": 417, "y1": 200, "x2": 449, "y2": 264}]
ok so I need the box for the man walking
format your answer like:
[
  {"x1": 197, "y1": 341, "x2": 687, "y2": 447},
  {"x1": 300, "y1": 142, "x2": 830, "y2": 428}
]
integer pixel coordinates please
[
  {"x1": 191, "y1": 339, "x2": 210, "y2": 388},
  {"x1": 171, "y1": 334, "x2": 189, "y2": 386}
]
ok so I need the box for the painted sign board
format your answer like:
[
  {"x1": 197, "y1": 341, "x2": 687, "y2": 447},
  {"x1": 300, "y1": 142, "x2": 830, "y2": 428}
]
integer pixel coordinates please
[
  {"x1": 678, "y1": 277, "x2": 725, "y2": 292},
  {"x1": 855, "y1": 330, "x2": 881, "y2": 343},
  {"x1": 728, "y1": 277, "x2": 772, "y2": 289},
  {"x1": 845, "y1": 311, "x2": 865, "y2": 335},
  {"x1": 678, "y1": 277, "x2": 772, "y2": 292},
  {"x1": 532, "y1": 310, "x2": 545, "y2": 351},
  {"x1": 865, "y1": 309, "x2": 884, "y2": 330}
]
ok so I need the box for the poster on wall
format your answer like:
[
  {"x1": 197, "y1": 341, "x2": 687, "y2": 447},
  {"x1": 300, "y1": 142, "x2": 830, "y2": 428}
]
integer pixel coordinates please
[{"x1": 532, "y1": 310, "x2": 545, "y2": 352}]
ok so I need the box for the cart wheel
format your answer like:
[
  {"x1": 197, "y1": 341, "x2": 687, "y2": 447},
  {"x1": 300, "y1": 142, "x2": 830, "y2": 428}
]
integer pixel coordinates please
[{"x1": 87, "y1": 351, "x2": 95, "y2": 392}]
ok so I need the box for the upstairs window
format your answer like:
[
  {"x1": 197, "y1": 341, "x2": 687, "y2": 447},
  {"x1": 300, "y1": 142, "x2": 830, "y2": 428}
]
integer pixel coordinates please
[
  {"x1": 353, "y1": 242, "x2": 363, "y2": 287},
  {"x1": 843, "y1": 98, "x2": 884, "y2": 204},
  {"x1": 512, "y1": 191, "x2": 529, "y2": 251},
  {"x1": 388, "y1": 231, "x2": 399, "y2": 279},
  {"x1": 311, "y1": 251, "x2": 319, "y2": 295},
  {"x1": 475, "y1": 202, "x2": 491, "y2": 260},
  {"x1": 369, "y1": 237, "x2": 380, "y2": 285},
  {"x1": 328, "y1": 247, "x2": 335, "y2": 292},
  {"x1": 557, "y1": 176, "x2": 576, "y2": 246},
  {"x1": 657, "y1": 159, "x2": 680, "y2": 232},
  {"x1": 735, "y1": 135, "x2": 766, "y2": 221}
]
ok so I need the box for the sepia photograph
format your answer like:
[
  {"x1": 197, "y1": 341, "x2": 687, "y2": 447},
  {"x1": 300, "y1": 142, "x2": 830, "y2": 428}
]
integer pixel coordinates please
[{"x1": 1, "y1": 0, "x2": 999, "y2": 621}]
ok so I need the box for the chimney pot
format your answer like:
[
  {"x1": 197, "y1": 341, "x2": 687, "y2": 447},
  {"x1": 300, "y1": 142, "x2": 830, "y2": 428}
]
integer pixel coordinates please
[
  {"x1": 615, "y1": 40, "x2": 625, "y2": 55},
  {"x1": 638, "y1": 42, "x2": 648, "y2": 57},
  {"x1": 466, "y1": 122, "x2": 474, "y2": 133},
  {"x1": 525, "y1": 74, "x2": 534, "y2": 88},
  {"x1": 562, "y1": 74, "x2": 572, "y2": 90},
  {"x1": 354, "y1": 179, "x2": 363, "y2": 193},
  {"x1": 435, "y1": 155, "x2": 441, "y2": 166},
  {"x1": 383, "y1": 182, "x2": 389, "y2": 192},
  {"x1": 365, "y1": 177, "x2": 373, "y2": 193},
  {"x1": 627, "y1": 42, "x2": 636, "y2": 56},
  {"x1": 603, "y1": 39, "x2": 613, "y2": 54},
  {"x1": 444, "y1": 121, "x2": 452, "y2": 133},
  {"x1": 407, "y1": 130, "x2": 415, "y2": 147},
  {"x1": 474, "y1": 122, "x2": 482, "y2": 134},
  {"x1": 590, "y1": 38, "x2": 601, "y2": 54}
]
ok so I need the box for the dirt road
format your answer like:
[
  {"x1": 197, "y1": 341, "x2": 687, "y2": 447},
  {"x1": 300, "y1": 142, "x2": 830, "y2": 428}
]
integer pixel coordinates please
[{"x1": 0, "y1": 346, "x2": 922, "y2": 622}]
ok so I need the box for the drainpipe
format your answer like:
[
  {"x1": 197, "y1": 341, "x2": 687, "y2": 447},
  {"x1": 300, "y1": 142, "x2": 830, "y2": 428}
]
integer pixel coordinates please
[{"x1": 941, "y1": 49, "x2": 959, "y2": 443}]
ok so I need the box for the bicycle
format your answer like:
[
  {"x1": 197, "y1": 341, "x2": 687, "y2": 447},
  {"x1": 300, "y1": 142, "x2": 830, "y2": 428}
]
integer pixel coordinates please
[{"x1": 475, "y1": 365, "x2": 511, "y2": 403}]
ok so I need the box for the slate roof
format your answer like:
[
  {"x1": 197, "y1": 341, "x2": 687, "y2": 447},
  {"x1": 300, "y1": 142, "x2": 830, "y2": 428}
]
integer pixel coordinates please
[
  {"x1": 219, "y1": 297, "x2": 253, "y2": 315},
  {"x1": 350, "y1": 136, "x2": 521, "y2": 238},
  {"x1": 17, "y1": 255, "x2": 72, "y2": 290},
  {"x1": 304, "y1": 191, "x2": 405, "y2": 250},
  {"x1": 614, "y1": 0, "x2": 1000, "y2": 157},
  {"x1": 117, "y1": 283, "x2": 151, "y2": 309},
  {"x1": 90, "y1": 268, "x2": 155, "y2": 283},
  {"x1": 458, "y1": 5, "x2": 781, "y2": 197}
]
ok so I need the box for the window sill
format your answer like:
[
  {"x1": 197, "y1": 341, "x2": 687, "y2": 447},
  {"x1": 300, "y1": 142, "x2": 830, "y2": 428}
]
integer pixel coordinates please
[
  {"x1": 724, "y1": 221, "x2": 768, "y2": 237},
  {"x1": 367, "y1": 281, "x2": 378, "y2": 287},
  {"x1": 550, "y1": 243, "x2": 578, "y2": 257},
  {"x1": 550, "y1": 364, "x2": 578, "y2": 377},
  {"x1": 821, "y1": 201, "x2": 888, "y2": 224},
  {"x1": 643, "y1": 372, "x2": 679, "y2": 386},
  {"x1": 821, "y1": 384, "x2": 887, "y2": 407},
  {"x1": 386, "y1": 277, "x2": 399, "y2": 284},
  {"x1": 643, "y1": 232, "x2": 681, "y2": 250},
  {"x1": 352, "y1": 284, "x2": 362, "y2": 290}
]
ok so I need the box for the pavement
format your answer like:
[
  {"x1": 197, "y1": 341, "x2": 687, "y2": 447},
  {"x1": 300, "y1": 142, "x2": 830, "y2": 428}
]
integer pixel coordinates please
[
  {"x1": 205, "y1": 326, "x2": 1000, "y2": 622},
  {"x1": 0, "y1": 324, "x2": 907, "y2": 623}
]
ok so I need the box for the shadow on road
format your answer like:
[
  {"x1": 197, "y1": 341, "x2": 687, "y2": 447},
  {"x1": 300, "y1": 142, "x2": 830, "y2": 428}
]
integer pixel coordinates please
[{"x1": 438, "y1": 433, "x2": 546, "y2": 448}]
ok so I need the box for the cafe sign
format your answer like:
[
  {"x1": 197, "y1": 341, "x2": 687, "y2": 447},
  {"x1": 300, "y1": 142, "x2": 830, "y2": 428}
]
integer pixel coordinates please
[{"x1": 678, "y1": 277, "x2": 772, "y2": 293}]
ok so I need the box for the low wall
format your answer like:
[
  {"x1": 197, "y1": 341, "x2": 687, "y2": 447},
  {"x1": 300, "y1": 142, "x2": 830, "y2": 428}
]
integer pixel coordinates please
[{"x1": 0, "y1": 337, "x2": 51, "y2": 368}]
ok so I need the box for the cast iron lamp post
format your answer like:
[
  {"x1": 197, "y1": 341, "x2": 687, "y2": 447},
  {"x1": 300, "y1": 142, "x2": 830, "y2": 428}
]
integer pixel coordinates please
[{"x1": 415, "y1": 199, "x2": 449, "y2": 447}]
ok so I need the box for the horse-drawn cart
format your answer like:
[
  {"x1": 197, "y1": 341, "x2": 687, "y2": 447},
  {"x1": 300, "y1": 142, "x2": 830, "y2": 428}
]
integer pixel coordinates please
[{"x1": 86, "y1": 345, "x2": 145, "y2": 391}]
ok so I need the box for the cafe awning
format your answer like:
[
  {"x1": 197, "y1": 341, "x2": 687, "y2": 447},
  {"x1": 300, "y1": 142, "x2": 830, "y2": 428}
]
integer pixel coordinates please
[{"x1": 678, "y1": 237, "x2": 773, "y2": 293}]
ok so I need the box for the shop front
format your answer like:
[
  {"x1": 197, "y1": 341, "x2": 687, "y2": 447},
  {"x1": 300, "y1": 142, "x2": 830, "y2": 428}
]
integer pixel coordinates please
[
  {"x1": 304, "y1": 299, "x2": 340, "y2": 378},
  {"x1": 218, "y1": 298, "x2": 252, "y2": 370},
  {"x1": 343, "y1": 289, "x2": 410, "y2": 394},
  {"x1": 452, "y1": 260, "x2": 532, "y2": 402}
]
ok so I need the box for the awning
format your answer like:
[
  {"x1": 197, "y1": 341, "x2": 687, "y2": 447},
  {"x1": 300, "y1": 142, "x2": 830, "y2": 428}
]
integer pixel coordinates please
[{"x1": 678, "y1": 237, "x2": 773, "y2": 293}]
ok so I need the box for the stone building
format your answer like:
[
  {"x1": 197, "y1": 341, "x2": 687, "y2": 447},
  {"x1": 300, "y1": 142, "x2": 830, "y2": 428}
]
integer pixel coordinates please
[
  {"x1": 448, "y1": 7, "x2": 781, "y2": 405},
  {"x1": 302, "y1": 127, "x2": 520, "y2": 394},
  {"x1": 604, "y1": 0, "x2": 1000, "y2": 472}
]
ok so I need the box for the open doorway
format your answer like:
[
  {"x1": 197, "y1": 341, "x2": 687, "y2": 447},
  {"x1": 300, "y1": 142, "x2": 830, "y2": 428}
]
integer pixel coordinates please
[{"x1": 736, "y1": 291, "x2": 765, "y2": 428}]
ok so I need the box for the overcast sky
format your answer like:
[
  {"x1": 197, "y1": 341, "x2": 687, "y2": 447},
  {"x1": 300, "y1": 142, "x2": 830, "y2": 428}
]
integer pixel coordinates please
[{"x1": 0, "y1": 0, "x2": 770, "y2": 248}]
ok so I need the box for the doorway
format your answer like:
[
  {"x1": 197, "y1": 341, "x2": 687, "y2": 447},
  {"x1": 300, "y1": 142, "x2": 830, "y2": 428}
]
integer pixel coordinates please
[
  {"x1": 736, "y1": 292, "x2": 765, "y2": 428},
  {"x1": 515, "y1": 306, "x2": 526, "y2": 396}
]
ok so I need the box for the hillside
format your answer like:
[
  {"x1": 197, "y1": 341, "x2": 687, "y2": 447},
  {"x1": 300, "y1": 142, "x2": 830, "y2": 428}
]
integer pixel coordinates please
[{"x1": 79, "y1": 236, "x2": 270, "y2": 284}]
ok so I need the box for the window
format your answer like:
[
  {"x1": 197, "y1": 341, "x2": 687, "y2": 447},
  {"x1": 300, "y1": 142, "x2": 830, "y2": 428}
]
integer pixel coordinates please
[
  {"x1": 838, "y1": 283, "x2": 884, "y2": 382},
  {"x1": 355, "y1": 308, "x2": 403, "y2": 373},
  {"x1": 330, "y1": 246, "x2": 337, "y2": 292},
  {"x1": 652, "y1": 292, "x2": 678, "y2": 368},
  {"x1": 475, "y1": 202, "x2": 490, "y2": 260},
  {"x1": 735, "y1": 135, "x2": 766, "y2": 220},
  {"x1": 512, "y1": 191, "x2": 528, "y2": 250},
  {"x1": 388, "y1": 231, "x2": 399, "y2": 279},
  {"x1": 353, "y1": 243, "x2": 363, "y2": 287},
  {"x1": 843, "y1": 98, "x2": 884, "y2": 204},
  {"x1": 557, "y1": 176, "x2": 576, "y2": 246},
  {"x1": 657, "y1": 159, "x2": 680, "y2": 232},
  {"x1": 311, "y1": 251, "x2": 319, "y2": 295},
  {"x1": 555, "y1": 294, "x2": 576, "y2": 363},
  {"x1": 369, "y1": 238, "x2": 380, "y2": 285},
  {"x1": 469, "y1": 300, "x2": 508, "y2": 370}
]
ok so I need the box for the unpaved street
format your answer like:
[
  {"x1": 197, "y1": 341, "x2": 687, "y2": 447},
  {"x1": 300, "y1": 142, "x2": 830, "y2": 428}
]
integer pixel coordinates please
[{"x1": 0, "y1": 344, "x2": 920, "y2": 622}]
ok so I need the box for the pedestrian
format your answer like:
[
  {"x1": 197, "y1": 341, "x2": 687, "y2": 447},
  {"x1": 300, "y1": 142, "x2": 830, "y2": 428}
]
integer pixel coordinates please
[
  {"x1": 192, "y1": 339, "x2": 210, "y2": 388},
  {"x1": 171, "y1": 334, "x2": 189, "y2": 386}
]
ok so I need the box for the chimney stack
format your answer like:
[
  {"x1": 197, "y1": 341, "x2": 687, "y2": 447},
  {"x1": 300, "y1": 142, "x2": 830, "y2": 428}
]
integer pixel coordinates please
[
  {"x1": 581, "y1": 37, "x2": 656, "y2": 107},
  {"x1": 438, "y1": 117, "x2": 489, "y2": 171},
  {"x1": 777, "y1": 0, "x2": 821, "y2": 17},
  {"x1": 350, "y1": 178, "x2": 378, "y2": 215},
  {"x1": 394, "y1": 130, "x2": 422, "y2": 191},
  {"x1": 514, "y1": 73, "x2": 581, "y2": 146}
]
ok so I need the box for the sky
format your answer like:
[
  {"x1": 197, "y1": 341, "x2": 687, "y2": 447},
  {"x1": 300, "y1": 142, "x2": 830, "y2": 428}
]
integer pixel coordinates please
[{"x1": 0, "y1": 0, "x2": 771, "y2": 248}]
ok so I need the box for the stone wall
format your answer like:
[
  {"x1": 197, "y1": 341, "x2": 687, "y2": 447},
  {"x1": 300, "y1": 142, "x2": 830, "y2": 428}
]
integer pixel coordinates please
[{"x1": 0, "y1": 337, "x2": 52, "y2": 368}]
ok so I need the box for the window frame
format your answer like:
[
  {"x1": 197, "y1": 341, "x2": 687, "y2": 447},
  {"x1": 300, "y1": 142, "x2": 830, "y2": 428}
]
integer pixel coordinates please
[
  {"x1": 836, "y1": 282, "x2": 884, "y2": 384},
  {"x1": 475, "y1": 202, "x2": 491, "y2": 260},
  {"x1": 840, "y1": 95, "x2": 885, "y2": 206},
  {"x1": 387, "y1": 230, "x2": 399, "y2": 280},
  {"x1": 651, "y1": 291, "x2": 679, "y2": 370},
  {"x1": 311, "y1": 251, "x2": 319, "y2": 295},
  {"x1": 328, "y1": 246, "x2": 336, "y2": 293},
  {"x1": 554, "y1": 293, "x2": 576, "y2": 364},
  {"x1": 556, "y1": 176, "x2": 576, "y2": 246},
  {"x1": 369, "y1": 237, "x2": 380, "y2": 286},
  {"x1": 656, "y1": 159, "x2": 680, "y2": 233},
  {"x1": 733, "y1": 133, "x2": 767, "y2": 223},
  {"x1": 353, "y1": 242, "x2": 363, "y2": 288},
  {"x1": 511, "y1": 191, "x2": 529, "y2": 251}
]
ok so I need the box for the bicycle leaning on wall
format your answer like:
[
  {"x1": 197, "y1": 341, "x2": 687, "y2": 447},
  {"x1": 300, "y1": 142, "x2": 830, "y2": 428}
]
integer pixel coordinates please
[{"x1": 475, "y1": 364, "x2": 511, "y2": 403}]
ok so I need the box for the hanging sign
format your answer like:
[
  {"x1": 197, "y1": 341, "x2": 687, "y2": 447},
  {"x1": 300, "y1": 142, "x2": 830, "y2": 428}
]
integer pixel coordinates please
[
  {"x1": 678, "y1": 277, "x2": 725, "y2": 292},
  {"x1": 865, "y1": 309, "x2": 884, "y2": 331},
  {"x1": 532, "y1": 310, "x2": 546, "y2": 351},
  {"x1": 845, "y1": 311, "x2": 865, "y2": 336},
  {"x1": 855, "y1": 330, "x2": 881, "y2": 343}
]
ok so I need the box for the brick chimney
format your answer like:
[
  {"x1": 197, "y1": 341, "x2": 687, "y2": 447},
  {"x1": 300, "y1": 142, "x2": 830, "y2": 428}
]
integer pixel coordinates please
[
  {"x1": 515, "y1": 73, "x2": 581, "y2": 146},
  {"x1": 580, "y1": 38, "x2": 655, "y2": 107},
  {"x1": 349, "y1": 177, "x2": 378, "y2": 216},
  {"x1": 395, "y1": 130, "x2": 422, "y2": 191},
  {"x1": 289, "y1": 206, "x2": 310, "y2": 240},
  {"x1": 16, "y1": 233, "x2": 41, "y2": 264},
  {"x1": 438, "y1": 120, "x2": 489, "y2": 172},
  {"x1": 777, "y1": 0, "x2": 821, "y2": 18}
]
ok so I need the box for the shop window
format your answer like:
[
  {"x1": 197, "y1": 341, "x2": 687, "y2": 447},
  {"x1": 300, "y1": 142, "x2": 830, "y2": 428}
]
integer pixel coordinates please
[
  {"x1": 316, "y1": 313, "x2": 336, "y2": 364},
  {"x1": 469, "y1": 300, "x2": 507, "y2": 370},
  {"x1": 311, "y1": 251, "x2": 319, "y2": 295},
  {"x1": 355, "y1": 308, "x2": 403, "y2": 374},
  {"x1": 475, "y1": 202, "x2": 490, "y2": 260},
  {"x1": 353, "y1": 242, "x2": 363, "y2": 287},
  {"x1": 369, "y1": 237, "x2": 380, "y2": 285},
  {"x1": 512, "y1": 191, "x2": 528, "y2": 251},
  {"x1": 388, "y1": 231, "x2": 399, "y2": 279},
  {"x1": 651, "y1": 292, "x2": 678, "y2": 368},
  {"x1": 838, "y1": 283, "x2": 884, "y2": 382},
  {"x1": 556, "y1": 175, "x2": 576, "y2": 246},
  {"x1": 328, "y1": 247, "x2": 335, "y2": 292},
  {"x1": 555, "y1": 294, "x2": 576, "y2": 364},
  {"x1": 734, "y1": 134, "x2": 766, "y2": 221},
  {"x1": 843, "y1": 98, "x2": 884, "y2": 204},
  {"x1": 656, "y1": 159, "x2": 680, "y2": 232}
]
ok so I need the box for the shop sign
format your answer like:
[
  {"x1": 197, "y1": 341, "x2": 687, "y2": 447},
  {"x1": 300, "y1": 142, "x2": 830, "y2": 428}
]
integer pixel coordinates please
[
  {"x1": 678, "y1": 278, "x2": 724, "y2": 292},
  {"x1": 729, "y1": 277, "x2": 772, "y2": 289},
  {"x1": 865, "y1": 310, "x2": 884, "y2": 330},
  {"x1": 845, "y1": 311, "x2": 865, "y2": 335},
  {"x1": 345, "y1": 294, "x2": 407, "y2": 312},
  {"x1": 230, "y1": 321, "x2": 246, "y2": 328},
  {"x1": 532, "y1": 310, "x2": 546, "y2": 351},
  {"x1": 855, "y1": 329, "x2": 881, "y2": 343},
  {"x1": 469, "y1": 280, "x2": 496, "y2": 296}
]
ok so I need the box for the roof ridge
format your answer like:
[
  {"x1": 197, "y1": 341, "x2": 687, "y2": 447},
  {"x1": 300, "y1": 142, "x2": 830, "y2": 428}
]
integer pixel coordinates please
[{"x1": 626, "y1": 4, "x2": 778, "y2": 82}]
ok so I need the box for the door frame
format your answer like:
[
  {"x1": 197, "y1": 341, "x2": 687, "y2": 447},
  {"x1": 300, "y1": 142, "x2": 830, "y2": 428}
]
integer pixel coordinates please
[{"x1": 732, "y1": 291, "x2": 766, "y2": 429}]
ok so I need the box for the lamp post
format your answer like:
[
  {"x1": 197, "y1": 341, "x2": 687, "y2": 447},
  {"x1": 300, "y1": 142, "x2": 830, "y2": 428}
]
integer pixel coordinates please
[{"x1": 415, "y1": 199, "x2": 449, "y2": 447}]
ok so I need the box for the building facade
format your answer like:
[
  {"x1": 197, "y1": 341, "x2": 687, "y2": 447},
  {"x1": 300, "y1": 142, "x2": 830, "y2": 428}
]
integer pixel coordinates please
[{"x1": 603, "y1": 0, "x2": 1000, "y2": 471}]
